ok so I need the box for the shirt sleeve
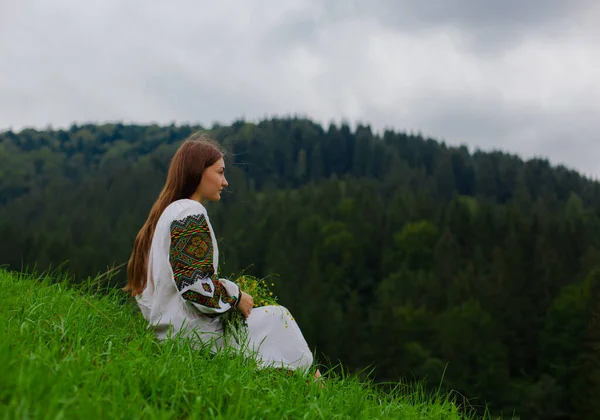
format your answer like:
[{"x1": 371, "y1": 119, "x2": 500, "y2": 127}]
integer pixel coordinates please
[{"x1": 168, "y1": 211, "x2": 240, "y2": 315}]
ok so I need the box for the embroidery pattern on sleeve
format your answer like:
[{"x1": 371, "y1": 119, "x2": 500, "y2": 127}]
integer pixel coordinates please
[{"x1": 169, "y1": 213, "x2": 236, "y2": 310}]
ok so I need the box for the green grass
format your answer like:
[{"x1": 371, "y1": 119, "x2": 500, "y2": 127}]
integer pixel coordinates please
[{"x1": 0, "y1": 268, "x2": 485, "y2": 419}]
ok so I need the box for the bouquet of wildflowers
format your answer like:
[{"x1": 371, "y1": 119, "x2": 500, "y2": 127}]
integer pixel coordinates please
[{"x1": 221, "y1": 273, "x2": 279, "y2": 341}]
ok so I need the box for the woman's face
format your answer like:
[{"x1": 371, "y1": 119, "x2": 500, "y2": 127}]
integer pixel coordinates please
[{"x1": 197, "y1": 157, "x2": 228, "y2": 201}]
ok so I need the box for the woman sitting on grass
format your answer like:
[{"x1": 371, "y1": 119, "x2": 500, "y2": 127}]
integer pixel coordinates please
[{"x1": 124, "y1": 132, "x2": 321, "y2": 380}]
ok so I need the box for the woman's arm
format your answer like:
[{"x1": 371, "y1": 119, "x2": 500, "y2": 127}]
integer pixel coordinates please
[{"x1": 168, "y1": 212, "x2": 240, "y2": 315}]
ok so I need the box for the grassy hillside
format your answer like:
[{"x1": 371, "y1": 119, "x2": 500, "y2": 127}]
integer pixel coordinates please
[{"x1": 0, "y1": 268, "x2": 485, "y2": 419}]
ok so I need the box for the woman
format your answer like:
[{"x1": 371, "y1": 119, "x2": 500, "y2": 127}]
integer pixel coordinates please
[{"x1": 124, "y1": 132, "x2": 319, "y2": 377}]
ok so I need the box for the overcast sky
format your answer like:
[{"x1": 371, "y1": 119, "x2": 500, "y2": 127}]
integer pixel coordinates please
[{"x1": 1, "y1": 0, "x2": 599, "y2": 178}]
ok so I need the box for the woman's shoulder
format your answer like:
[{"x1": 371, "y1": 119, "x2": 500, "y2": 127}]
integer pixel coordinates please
[{"x1": 159, "y1": 199, "x2": 208, "y2": 225}]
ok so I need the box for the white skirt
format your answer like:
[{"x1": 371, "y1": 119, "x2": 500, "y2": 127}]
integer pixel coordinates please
[{"x1": 227, "y1": 305, "x2": 314, "y2": 373}]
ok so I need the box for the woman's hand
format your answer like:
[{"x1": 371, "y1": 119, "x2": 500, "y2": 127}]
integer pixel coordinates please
[{"x1": 237, "y1": 291, "x2": 254, "y2": 318}]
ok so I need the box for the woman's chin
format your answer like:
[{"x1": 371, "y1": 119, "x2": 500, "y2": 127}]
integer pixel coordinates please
[{"x1": 206, "y1": 191, "x2": 223, "y2": 201}]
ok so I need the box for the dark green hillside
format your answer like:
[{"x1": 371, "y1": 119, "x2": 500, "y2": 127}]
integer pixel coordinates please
[{"x1": 2, "y1": 118, "x2": 599, "y2": 418}]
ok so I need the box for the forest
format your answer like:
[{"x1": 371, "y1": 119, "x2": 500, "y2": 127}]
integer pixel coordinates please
[{"x1": 1, "y1": 119, "x2": 599, "y2": 419}]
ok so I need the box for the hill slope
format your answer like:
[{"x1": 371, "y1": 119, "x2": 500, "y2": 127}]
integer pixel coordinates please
[{"x1": 0, "y1": 268, "x2": 478, "y2": 419}]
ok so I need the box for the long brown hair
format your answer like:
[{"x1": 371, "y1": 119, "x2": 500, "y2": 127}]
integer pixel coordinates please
[{"x1": 124, "y1": 132, "x2": 225, "y2": 296}]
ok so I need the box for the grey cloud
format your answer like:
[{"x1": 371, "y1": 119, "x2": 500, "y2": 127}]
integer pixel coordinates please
[
  {"x1": 370, "y1": 0, "x2": 588, "y2": 28},
  {"x1": 323, "y1": 0, "x2": 597, "y2": 51},
  {"x1": 141, "y1": 70, "x2": 273, "y2": 126},
  {"x1": 1, "y1": 0, "x2": 599, "y2": 180},
  {"x1": 363, "y1": 92, "x2": 600, "y2": 179}
]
